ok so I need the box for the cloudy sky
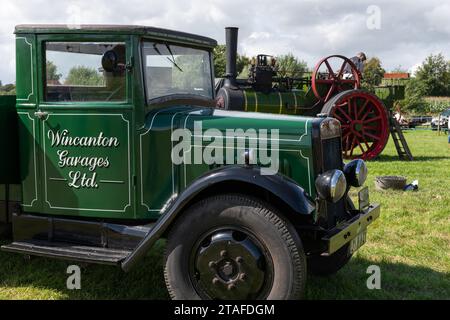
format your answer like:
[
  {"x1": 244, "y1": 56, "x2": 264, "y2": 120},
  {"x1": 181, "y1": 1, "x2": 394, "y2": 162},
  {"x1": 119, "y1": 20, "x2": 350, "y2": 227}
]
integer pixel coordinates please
[{"x1": 0, "y1": 0, "x2": 449, "y2": 84}]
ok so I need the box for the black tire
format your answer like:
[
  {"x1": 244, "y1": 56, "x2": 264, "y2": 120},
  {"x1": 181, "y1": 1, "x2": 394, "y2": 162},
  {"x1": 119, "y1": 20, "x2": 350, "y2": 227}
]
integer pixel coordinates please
[
  {"x1": 375, "y1": 176, "x2": 407, "y2": 190},
  {"x1": 164, "y1": 194, "x2": 306, "y2": 300},
  {"x1": 307, "y1": 244, "x2": 352, "y2": 276}
]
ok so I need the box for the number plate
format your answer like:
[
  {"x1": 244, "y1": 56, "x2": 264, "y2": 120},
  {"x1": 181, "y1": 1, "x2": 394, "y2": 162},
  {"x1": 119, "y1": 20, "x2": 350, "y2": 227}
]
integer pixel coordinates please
[
  {"x1": 358, "y1": 186, "x2": 369, "y2": 211},
  {"x1": 349, "y1": 230, "x2": 367, "y2": 255}
]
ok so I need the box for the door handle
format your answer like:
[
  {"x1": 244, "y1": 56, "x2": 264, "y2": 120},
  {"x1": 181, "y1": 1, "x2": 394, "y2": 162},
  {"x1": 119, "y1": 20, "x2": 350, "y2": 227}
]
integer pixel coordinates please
[{"x1": 34, "y1": 110, "x2": 49, "y2": 120}]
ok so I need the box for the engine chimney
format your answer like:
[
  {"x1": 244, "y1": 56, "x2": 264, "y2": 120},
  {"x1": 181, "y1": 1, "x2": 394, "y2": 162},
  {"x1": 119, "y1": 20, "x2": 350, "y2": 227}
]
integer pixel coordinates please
[{"x1": 224, "y1": 27, "x2": 239, "y2": 88}]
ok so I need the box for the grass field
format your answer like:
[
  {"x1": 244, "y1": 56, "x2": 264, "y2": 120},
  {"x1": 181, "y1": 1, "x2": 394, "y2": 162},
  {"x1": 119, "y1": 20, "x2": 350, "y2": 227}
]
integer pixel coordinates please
[{"x1": 0, "y1": 130, "x2": 449, "y2": 300}]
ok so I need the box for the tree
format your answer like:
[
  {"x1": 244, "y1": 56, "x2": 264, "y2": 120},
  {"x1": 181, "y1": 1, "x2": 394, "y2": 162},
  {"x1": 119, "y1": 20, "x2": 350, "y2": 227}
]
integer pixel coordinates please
[
  {"x1": 275, "y1": 53, "x2": 308, "y2": 78},
  {"x1": 237, "y1": 55, "x2": 251, "y2": 78},
  {"x1": 213, "y1": 45, "x2": 227, "y2": 78},
  {"x1": 362, "y1": 57, "x2": 385, "y2": 92},
  {"x1": 0, "y1": 83, "x2": 16, "y2": 95},
  {"x1": 46, "y1": 61, "x2": 62, "y2": 82},
  {"x1": 65, "y1": 66, "x2": 104, "y2": 86},
  {"x1": 399, "y1": 77, "x2": 428, "y2": 113},
  {"x1": 172, "y1": 55, "x2": 205, "y2": 89},
  {"x1": 415, "y1": 53, "x2": 450, "y2": 96},
  {"x1": 213, "y1": 44, "x2": 250, "y2": 78}
]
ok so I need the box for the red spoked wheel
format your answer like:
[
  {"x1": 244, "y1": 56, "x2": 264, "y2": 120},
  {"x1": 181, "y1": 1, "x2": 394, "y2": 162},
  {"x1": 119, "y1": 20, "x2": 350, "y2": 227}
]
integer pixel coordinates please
[
  {"x1": 322, "y1": 90, "x2": 390, "y2": 160},
  {"x1": 312, "y1": 55, "x2": 361, "y2": 103}
]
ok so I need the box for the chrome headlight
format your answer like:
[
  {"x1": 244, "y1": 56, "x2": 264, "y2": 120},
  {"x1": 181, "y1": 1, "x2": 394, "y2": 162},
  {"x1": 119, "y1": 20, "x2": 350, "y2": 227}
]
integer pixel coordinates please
[
  {"x1": 344, "y1": 159, "x2": 368, "y2": 187},
  {"x1": 315, "y1": 169, "x2": 347, "y2": 203}
]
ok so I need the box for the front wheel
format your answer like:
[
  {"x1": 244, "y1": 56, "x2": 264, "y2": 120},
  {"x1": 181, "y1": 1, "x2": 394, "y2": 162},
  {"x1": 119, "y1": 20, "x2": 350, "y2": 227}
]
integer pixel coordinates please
[{"x1": 164, "y1": 194, "x2": 307, "y2": 300}]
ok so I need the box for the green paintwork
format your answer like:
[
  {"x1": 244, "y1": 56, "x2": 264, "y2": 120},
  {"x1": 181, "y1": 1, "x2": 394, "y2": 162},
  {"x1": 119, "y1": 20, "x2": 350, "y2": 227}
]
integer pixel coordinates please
[
  {"x1": 139, "y1": 107, "x2": 315, "y2": 218},
  {"x1": 41, "y1": 112, "x2": 134, "y2": 217},
  {"x1": 242, "y1": 89, "x2": 319, "y2": 115},
  {"x1": 14, "y1": 32, "x2": 138, "y2": 218},
  {"x1": 10, "y1": 26, "x2": 316, "y2": 220},
  {"x1": 375, "y1": 80, "x2": 407, "y2": 110}
]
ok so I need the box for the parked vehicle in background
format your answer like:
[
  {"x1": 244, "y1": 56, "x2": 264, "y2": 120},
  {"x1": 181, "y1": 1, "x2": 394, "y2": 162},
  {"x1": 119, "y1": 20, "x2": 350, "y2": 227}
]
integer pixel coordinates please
[
  {"x1": 393, "y1": 112, "x2": 408, "y2": 128},
  {"x1": 407, "y1": 116, "x2": 433, "y2": 129},
  {"x1": 431, "y1": 108, "x2": 450, "y2": 131},
  {"x1": 215, "y1": 28, "x2": 391, "y2": 161}
]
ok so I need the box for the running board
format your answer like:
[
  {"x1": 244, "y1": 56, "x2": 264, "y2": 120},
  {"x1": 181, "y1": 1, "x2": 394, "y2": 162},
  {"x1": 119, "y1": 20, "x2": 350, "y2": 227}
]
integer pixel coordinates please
[{"x1": 1, "y1": 240, "x2": 131, "y2": 265}]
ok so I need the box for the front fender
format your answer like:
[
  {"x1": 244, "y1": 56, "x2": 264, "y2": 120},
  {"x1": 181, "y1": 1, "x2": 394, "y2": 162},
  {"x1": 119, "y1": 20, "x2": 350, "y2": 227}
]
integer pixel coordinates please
[{"x1": 121, "y1": 165, "x2": 314, "y2": 271}]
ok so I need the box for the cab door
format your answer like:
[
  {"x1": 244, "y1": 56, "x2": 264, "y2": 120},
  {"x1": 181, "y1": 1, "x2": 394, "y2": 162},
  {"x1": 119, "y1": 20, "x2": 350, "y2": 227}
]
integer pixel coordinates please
[{"x1": 35, "y1": 35, "x2": 135, "y2": 219}]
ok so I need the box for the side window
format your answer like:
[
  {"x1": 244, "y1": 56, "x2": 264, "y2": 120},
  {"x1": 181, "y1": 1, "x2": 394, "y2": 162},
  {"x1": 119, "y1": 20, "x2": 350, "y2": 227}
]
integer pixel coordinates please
[{"x1": 45, "y1": 42, "x2": 127, "y2": 102}]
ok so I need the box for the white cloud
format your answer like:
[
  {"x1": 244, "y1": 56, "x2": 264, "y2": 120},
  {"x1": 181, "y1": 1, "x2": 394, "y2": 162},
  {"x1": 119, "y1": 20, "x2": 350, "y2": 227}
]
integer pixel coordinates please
[
  {"x1": 248, "y1": 32, "x2": 271, "y2": 40},
  {"x1": 409, "y1": 63, "x2": 422, "y2": 77},
  {"x1": 0, "y1": 0, "x2": 448, "y2": 84},
  {"x1": 425, "y1": 4, "x2": 450, "y2": 34}
]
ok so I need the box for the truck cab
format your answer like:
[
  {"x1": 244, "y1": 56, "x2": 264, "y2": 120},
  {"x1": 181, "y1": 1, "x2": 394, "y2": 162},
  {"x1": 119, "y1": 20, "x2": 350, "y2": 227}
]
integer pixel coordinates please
[{"x1": 0, "y1": 25, "x2": 380, "y2": 300}]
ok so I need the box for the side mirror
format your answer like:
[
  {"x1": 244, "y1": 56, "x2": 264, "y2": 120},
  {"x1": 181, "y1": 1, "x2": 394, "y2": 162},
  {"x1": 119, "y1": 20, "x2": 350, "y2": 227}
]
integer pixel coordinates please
[{"x1": 102, "y1": 50, "x2": 118, "y2": 72}]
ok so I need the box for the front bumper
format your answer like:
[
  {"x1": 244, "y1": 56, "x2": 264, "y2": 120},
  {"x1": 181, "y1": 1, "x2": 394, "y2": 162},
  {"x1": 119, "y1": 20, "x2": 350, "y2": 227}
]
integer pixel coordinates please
[{"x1": 322, "y1": 203, "x2": 380, "y2": 255}]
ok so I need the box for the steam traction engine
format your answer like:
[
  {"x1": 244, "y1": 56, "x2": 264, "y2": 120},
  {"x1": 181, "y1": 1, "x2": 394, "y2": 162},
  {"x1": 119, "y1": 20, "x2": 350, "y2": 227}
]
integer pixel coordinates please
[{"x1": 216, "y1": 28, "x2": 390, "y2": 160}]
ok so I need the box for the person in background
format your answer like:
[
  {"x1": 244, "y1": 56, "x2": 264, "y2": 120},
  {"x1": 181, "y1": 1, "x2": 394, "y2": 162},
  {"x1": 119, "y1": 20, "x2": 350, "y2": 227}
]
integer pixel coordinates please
[
  {"x1": 448, "y1": 114, "x2": 450, "y2": 146},
  {"x1": 394, "y1": 111, "x2": 407, "y2": 126},
  {"x1": 343, "y1": 52, "x2": 367, "y2": 78}
]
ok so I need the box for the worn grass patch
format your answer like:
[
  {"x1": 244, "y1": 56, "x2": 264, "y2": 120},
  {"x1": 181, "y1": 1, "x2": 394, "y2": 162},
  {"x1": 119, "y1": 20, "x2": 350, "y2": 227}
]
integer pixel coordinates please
[{"x1": 0, "y1": 130, "x2": 449, "y2": 299}]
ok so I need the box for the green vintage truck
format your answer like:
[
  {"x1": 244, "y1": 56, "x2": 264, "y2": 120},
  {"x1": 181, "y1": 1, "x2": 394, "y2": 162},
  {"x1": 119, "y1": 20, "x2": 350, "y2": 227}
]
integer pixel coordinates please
[{"x1": 0, "y1": 25, "x2": 379, "y2": 300}]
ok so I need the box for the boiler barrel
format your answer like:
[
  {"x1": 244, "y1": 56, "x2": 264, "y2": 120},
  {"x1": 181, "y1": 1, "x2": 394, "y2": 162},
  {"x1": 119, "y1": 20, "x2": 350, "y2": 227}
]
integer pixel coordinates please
[{"x1": 216, "y1": 87, "x2": 311, "y2": 116}]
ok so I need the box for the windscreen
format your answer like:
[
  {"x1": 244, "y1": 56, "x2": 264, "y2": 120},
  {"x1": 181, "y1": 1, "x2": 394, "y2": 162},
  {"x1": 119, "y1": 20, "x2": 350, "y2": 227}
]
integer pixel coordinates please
[{"x1": 142, "y1": 42, "x2": 213, "y2": 101}]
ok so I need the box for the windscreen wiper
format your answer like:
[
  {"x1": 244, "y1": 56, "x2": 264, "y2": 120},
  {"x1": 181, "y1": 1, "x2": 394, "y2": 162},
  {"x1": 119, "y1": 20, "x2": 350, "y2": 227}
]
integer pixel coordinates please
[
  {"x1": 164, "y1": 44, "x2": 183, "y2": 72},
  {"x1": 153, "y1": 43, "x2": 184, "y2": 72}
]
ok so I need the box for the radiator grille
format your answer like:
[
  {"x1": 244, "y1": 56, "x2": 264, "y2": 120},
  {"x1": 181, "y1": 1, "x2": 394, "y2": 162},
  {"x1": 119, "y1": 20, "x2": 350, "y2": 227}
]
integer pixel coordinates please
[
  {"x1": 322, "y1": 137, "x2": 343, "y2": 171},
  {"x1": 322, "y1": 137, "x2": 346, "y2": 226}
]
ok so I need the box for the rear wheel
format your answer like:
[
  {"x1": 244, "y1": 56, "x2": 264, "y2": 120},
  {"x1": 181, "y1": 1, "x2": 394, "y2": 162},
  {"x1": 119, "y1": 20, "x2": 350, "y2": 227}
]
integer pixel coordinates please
[
  {"x1": 322, "y1": 89, "x2": 390, "y2": 160},
  {"x1": 164, "y1": 194, "x2": 306, "y2": 300}
]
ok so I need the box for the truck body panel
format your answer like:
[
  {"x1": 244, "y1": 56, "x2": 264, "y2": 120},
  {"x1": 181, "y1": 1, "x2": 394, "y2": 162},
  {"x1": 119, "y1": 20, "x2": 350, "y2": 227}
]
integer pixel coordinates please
[
  {"x1": 139, "y1": 106, "x2": 316, "y2": 219},
  {"x1": 12, "y1": 29, "x2": 316, "y2": 221}
]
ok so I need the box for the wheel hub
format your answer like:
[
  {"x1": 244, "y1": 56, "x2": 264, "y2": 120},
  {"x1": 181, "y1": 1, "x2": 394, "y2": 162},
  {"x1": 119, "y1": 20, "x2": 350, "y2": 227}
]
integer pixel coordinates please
[
  {"x1": 191, "y1": 229, "x2": 270, "y2": 299},
  {"x1": 351, "y1": 121, "x2": 363, "y2": 132},
  {"x1": 214, "y1": 258, "x2": 239, "y2": 281}
]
